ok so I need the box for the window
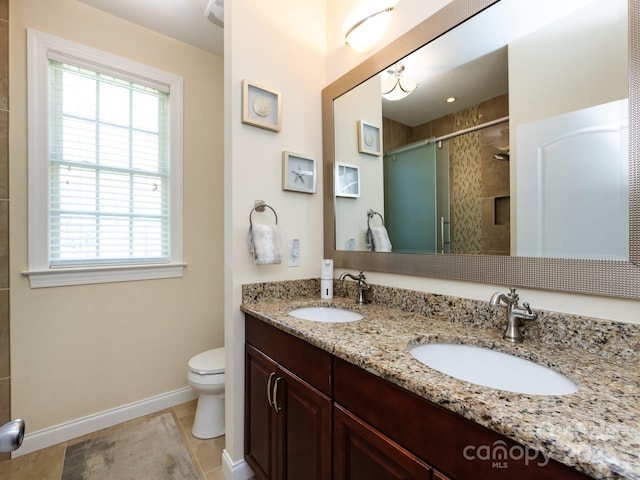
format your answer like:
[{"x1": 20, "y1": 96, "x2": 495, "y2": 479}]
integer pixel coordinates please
[{"x1": 26, "y1": 30, "x2": 184, "y2": 287}]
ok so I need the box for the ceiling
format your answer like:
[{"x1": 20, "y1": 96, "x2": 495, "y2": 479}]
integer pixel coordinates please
[{"x1": 78, "y1": 0, "x2": 224, "y2": 57}]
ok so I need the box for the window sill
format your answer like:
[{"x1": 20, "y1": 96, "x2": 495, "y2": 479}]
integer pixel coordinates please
[{"x1": 23, "y1": 263, "x2": 186, "y2": 288}]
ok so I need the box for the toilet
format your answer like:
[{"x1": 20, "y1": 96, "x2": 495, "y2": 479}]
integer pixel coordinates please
[{"x1": 187, "y1": 347, "x2": 225, "y2": 439}]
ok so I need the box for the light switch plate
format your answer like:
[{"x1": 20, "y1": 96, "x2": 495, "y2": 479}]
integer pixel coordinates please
[{"x1": 288, "y1": 239, "x2": 300, "y2": 267}]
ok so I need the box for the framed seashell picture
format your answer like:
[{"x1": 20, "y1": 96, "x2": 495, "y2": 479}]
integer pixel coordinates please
[
  {"x1": 242, "y1": 80, "x2": 282, "y2": 132},
  {"x1": 357, "y1": 120, "x2": 381, "y2": 156}
]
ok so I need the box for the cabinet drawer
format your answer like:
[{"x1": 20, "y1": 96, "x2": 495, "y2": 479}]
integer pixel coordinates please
[
  {"x1": 334, "y1": 357, "x2": 591, "y2": 480},
  {"x1": 246, "y1": 314, "x2": 332, "y2": 396}
]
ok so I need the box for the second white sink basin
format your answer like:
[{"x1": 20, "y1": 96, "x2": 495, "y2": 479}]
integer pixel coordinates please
[
  {"x1": 410, "y1": 343, "x2": 578, "y2": 396},
  {"x1": 289, "y1": 307, "x2": 363, "y2": 323}
]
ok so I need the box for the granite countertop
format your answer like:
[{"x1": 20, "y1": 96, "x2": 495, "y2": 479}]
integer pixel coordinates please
[{"x1": 241, "y1": 283, "x2": 640, "y2": 480}]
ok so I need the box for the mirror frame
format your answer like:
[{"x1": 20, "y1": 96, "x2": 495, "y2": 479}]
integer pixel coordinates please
[{"x1": 322, "y1": 0, "x2": 640, "y2": 299}]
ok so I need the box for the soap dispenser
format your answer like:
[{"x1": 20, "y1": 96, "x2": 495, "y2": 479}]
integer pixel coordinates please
[{"x1": 320, "y1": 259, "x2": 334, "y2": 299}]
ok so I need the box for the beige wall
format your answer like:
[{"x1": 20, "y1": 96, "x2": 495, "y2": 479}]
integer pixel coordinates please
[
  {"x1": 334, "y1": 75, "x2": 385, "y2": 251},
  {"x1": 0, "y1": 0, "x2": 8, "y2": 464},
  {"x1": 9, "y1": 0, "x2": 224, "y2": 431},
  {"x1": 508, "y1": 0, "x2": 628, "y2": 250},
  {"x1": 509, "y1": 0, "x2": 627, "y2": 127},
  {"x1": 224, "y1": 0, "x2": 326, "y2": 469}
]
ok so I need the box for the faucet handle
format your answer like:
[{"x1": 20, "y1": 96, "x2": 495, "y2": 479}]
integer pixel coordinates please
[
  {"x1": 508, "y1": 287, "x2": 519, "y2": 301},
  {"x1": 522, "y1": 302, "x2": 538, "y2": 320}
]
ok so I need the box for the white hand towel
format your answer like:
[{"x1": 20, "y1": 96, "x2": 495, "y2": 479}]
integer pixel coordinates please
[
  {"x1": 370, "y1": 226, "x2": 392, "y2": 252},
  {"x1": 248, "y1": 224, "x2": 282, "y2": 265}
]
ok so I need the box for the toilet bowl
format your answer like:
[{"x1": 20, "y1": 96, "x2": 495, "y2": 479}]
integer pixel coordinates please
[{"x1": 187, "y1": 347, "x2": 225, "y2": 439}]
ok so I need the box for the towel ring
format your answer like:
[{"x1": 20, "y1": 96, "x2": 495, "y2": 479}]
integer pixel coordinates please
[
  {"x1": 250, "y1": 201, "x2": 278, "y2": 226},
  {"x1": 367, "y1": 209, "x2": 384, "y2": 229}
]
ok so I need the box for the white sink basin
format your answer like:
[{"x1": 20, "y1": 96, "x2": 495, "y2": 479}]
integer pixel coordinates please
[
  {"x1": 288, "y1": 307, "x2": 363, "y2": 323},
  {"x1": 409, "y1": 343, "x2": 578, "y2": 396}
]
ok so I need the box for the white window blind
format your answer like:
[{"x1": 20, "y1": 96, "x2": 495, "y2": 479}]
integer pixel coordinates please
[
  {"x1": 26, "y1": 29, "x2": 184, "y2": 287},
  {"x1": 48, "y1": 59, "x2": 170, "y2": 267}
]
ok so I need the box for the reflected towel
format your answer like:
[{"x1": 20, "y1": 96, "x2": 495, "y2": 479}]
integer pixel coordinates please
[
  {"x1": 370, "y1": 226, "x2": 392, "y2": 252},
  {"x1": 248, "y1": 224, "x2": 282, "y2": 265}
]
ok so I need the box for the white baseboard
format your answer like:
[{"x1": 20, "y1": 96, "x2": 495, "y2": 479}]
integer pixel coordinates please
[
  {"x1": 13, "y1": 386, "x2": 197, "y2": 458},
  {"x1": 222, "y1": 448, "x2": 255, "y2": 480}
]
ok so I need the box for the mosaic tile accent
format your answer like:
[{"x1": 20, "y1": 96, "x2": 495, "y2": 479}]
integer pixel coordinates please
[{"x1": 451, "y1": 105, "x2": 482, "y2": 254}]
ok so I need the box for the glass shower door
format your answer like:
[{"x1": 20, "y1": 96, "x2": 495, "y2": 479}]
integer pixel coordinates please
[{"x1": 384, "y1": 142, "x2": 440, "y2": 253}]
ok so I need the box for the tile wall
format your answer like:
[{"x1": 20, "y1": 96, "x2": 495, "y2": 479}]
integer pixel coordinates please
[
  {"x1": 382, "y1": 94, "x2": 509, "y2": 255},
  {"x1": 0, "y1": 0, "x2": 9, "y2": 464}
]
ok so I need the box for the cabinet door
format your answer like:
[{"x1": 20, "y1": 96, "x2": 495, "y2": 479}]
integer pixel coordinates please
[
  {"x1": 334, "y1": 404, "x2": 432, "y2": 480},
  {"x1": 276, "y1": 365, "x2": 332, "y2": 480},
  {"x1": 245, "y1": 344, "x2": 278, "y2": 480}
]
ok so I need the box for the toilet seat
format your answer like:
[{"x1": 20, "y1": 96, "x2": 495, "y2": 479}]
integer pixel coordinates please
[{"x1": 188, "y1": 347, "x2": 225, "y2": 375}]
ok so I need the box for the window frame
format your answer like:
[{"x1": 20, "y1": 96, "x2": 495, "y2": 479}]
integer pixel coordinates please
[{"x1": 25, "y1": 29, "x2": 185, "y2": 288}]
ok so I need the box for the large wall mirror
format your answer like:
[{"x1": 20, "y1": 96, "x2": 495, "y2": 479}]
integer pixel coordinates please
[{"x1": 322, "y1": 0, "x2": 640, "y2": 299}]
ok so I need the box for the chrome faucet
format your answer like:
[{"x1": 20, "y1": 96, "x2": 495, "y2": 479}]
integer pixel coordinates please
[
  {"x1": 339, "y1": 270, "x2": 370, "y2": 304},
  {"x1": 490, "y1": 287, "x2": 538, "y2": 343}
]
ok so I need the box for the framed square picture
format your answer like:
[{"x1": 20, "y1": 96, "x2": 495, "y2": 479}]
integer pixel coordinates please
[
  {"x1": 335, "y1": 163, "x2": 360, "y2": 198},
  {"x1": 282, "y1": 151, "x2": 316, "y2": 193},
  {"x1": 357, "y1": 120, "x2": 381, "y2": 156},
  {"x1": 242, "y1": 80, "x2": 282, "y2": 132}
]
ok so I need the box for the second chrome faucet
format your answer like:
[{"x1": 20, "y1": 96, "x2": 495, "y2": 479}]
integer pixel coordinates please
[
  {"x1": 339, "y1": 270, "x2": 370, "y2": 304},
  {"x1": 490, "y1": 287, "x2": 538, "y2": 343}
]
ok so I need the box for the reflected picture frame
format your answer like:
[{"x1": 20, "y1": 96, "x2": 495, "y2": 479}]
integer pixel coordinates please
[
  {"x1": 242, "y1": 80, "x2": 282, "y2": 132},
  {"x1": 336, "y1": 162, "x2": 360, "y2": 198},
  {"x1": 357, "y1": 120, "x2": 381, "y2": 156}
]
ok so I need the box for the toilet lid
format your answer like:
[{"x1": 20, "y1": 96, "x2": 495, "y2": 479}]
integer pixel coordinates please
[{"x1": 188, "y1": 347, "x2": 225, "y2": 375}]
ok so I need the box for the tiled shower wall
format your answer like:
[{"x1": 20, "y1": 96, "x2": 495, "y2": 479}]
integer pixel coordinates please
[
  {"x1": 450, "y1": 105, "x2": 483, "y2": 253},
  {"x1": 0, "y1": 0, "x2": 8, "y2": 464},
  {"x1": 383, "y1": 94, "x2": 510, "y2": 255}
]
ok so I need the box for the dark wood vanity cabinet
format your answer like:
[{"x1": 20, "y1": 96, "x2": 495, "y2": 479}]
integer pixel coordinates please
[
  {"x1": 334, "y1": 358, "x2": 591, "y2": 480},
  {"x1": 432, "y1": 472, "x2": 453, "y2": 480},
  {"x1": 333, "y1": 403, "x2": 434, "y2": 480},
  {"x1": 245, "y1": 315, "x2": 332, "y2": 480},
  {"x1": 245, "y1": 315, "x2": 592, "y2": 480}
]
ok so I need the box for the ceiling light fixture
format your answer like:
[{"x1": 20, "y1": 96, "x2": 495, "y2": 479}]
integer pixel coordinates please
[
  {"x1": 381, "y1": 63, "x2": 417, "y2": 101},
  {"x1": 344, "y1": 3, "x2": 395, "y2": 53},
  {"x1": 446, "y1": 97, "x2": 457, "y2": 103}
]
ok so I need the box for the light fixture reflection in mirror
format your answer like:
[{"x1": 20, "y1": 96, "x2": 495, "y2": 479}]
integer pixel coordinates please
[{"x1": 381, "y1": 63, "x2": 418, "y2": 101}]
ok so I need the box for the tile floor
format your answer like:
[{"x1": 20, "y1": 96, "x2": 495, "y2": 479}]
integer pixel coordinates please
[{"x1": 0, "y1": 400, "x2": 226, "y2": 479}]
